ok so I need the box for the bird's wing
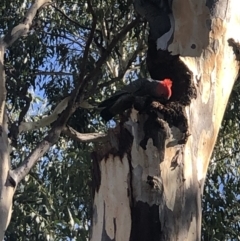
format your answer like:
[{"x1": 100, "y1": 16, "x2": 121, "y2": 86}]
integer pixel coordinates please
[
  {"x1": 122, "y1": 78, "x2": 145, "y2": 94},
  {"x1": 98, "y1": 90, "x2": 128, "y2": 108},
  {"x1": 100, "y1": 94, "x2": 135, "y2": 121},
  {"x1": 109, "y1": 94, "x2": 135, "y2": 115}
]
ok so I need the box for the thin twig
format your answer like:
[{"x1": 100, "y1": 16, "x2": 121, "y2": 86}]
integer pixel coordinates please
[
  {"x1": 77, "y1": 0, "x2": 97, "y2": 85},
  {"x1": 33, "y1": 71, "x2": 73, "y2": 76},
  {"x1": 52, "y1": 4, "x2": 101, "y2": 33}
]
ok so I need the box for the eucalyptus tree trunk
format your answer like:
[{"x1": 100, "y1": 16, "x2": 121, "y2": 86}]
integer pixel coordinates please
[
  {"x1": 91, "y1": 0, "x2": 240, "y2": 240},
  {"x1": 0, "y1": 45, "x2": 14, "y2": 241},
  {"x1": 0, "y1": 1, "x2": 51, "y2": 239}
]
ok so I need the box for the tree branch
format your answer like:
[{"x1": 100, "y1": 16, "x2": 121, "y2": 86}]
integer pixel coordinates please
[
  {"x1": 10, "y1": 101, "x2": 100, "y2": 183},
  {"x1": 0, "y1": 45, "x2": 6, "y2": 134},
  {"x1": 10, "y1": 92, "x2": 75, "y2": 185},
  {"x1": 91, "y1": 16, "x2": 140, "y2": 79},
  {"x1": 214, "y1": 149, "x2": 240, "y2": 163},
  {"x1": 33, "y1": 70, "x2": 73, "y2": 76},
  {"x1": 7, "y1": 4, "x2": 140, "y2": 187},
  {"x1": 10, "y1": 94, "x2": 79, "y2": 184},
  {"x1": 77, "y1": 0, "x2": 97, "y2": 87},
  {"x1": 2, "y1": 0, "x2": 51, "y2": 47},
  {"x1": 9, "y1": 127, "x2": 60, "y2": 184},
  {"x1": 18, "y1": 97, "x2": 96, "y2": 134},
  {"x1": 52, "y1": 4, "x2": 101, "y2": 34},
  {"x1": 62, "y1": 126, "x2": 108, "y2": 143},
  {"x1": 79, "y1": 16, "x2": 141, "y2": 100},
  {"x1": 34, "y1": 0, "x2": 98, "y2": 135},
  {"x1": 19, "y1": 96, "x2": 71, "y2": 133}
]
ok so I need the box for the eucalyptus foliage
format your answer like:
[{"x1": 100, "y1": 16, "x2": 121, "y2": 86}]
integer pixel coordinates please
[{"x1": 202, "y1": 82, "x2": 240, "y2": 241}]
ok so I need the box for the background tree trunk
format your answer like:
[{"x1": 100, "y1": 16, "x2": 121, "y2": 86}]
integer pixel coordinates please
[
  {"x1": 0, "y1": 1, "x2": 51, "y2": 239},
  {"x1": 0, "y1": 41, "x2": 15, "y2": 241},
  {"x1": 91, "y1": 0, "x2": 240, "y2": 240}
]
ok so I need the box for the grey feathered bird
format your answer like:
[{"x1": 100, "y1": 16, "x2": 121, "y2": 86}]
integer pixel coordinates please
[{"x1": 99, "y1": 78, "x2": 172, "y2": 121}]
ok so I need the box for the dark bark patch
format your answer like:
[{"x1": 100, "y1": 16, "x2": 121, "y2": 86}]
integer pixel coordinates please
[
  {"x1": 191, "y1": 44, "x2": 196, "y2": 49},
  {"x1": 228, "y1": 38, "x2": 240, "y2": 61},
  {"x1": 106, "y1": 124, "x2": 133, "y2": 160},
  {"x1": 146, "y1": 175, "x2": 163, "y2": 193},
  {"x1": 171, "y1": 148, "x2": 184, "y2": 169},
  {"x1": 92, "y1": 204, "x2": 98, "y2": 225},
  {"x1": 139, "y1": 114, "x2": 170, "y2": 159},
  {"x1": 205, "y1": 0, "x2": 218, "y2": 14},
  {"x1": 147, "y1": 38, "x2": 197, "y2": 106},
  {"x1": 101, "y1": 202, "x2": 115, "y2": 241},
  {"x1": 130, "y1": 201, "x2": 161, "y2": 241},
  {"x1": 149, "y1": 101, "x2": 190, "y2": 144},
  {"x1": 91, "y1": 151, "x2": 102, "y2": 195},
  {"x1": 7, "y1": 174, "x2": 17, "y2": 188}
]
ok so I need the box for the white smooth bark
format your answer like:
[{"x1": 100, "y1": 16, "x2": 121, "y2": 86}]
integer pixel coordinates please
[
  {"x1": 91, "y1": 0, "x2": 240, "y2": 240},
  {"x1": 0, "y1": 1, "x2": 51, "y2": 239}
]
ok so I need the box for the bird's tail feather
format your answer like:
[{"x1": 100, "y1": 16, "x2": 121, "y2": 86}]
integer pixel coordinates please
[{"x1": 100, "y1": 108, "x2": 115, "y2": 121}]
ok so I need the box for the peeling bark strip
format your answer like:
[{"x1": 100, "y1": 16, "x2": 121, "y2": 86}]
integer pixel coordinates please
[
  {"x1": 91, "y1": 0, "x2": 240, "y2": 240},
  {"x1": 0, "y1": 45, "x2": 6, "y2": 137}
]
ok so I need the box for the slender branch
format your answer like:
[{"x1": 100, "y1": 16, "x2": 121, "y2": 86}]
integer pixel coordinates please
[
  {"x1": 18, "y1": 97, "x2": 96, "y2": 134},
  {"x1": 0, "y1": 44, "x2": 6, "y2": 133},
  {"x1": 10, "y1": 94, "x2": 78, "y2": 184},
  {"x1": 77, "y1": 0, "x2": 97, "y2": 85},
  {"x1": 9, "y1": 107, "x2": 103, "y2": 184},
  {"x1": 11, "y1": 95, "x2": 75, "y2": 185},
  {"x1": 9, "y1": 127, "x2": 60, "y2": 184},
  {"x1": 2, "y1": 0, "x2": 51, "y2": 47},
  {"x1": 10, "y1": 100, "x2": 98, "y2": 183},
  {"x1": 10, "y1": 97, "x2": 102, "y2": 185},
  {"x1": 39, "y1": 30, "x2": 84, "y2": 47},
  {"x1": 52, "y1": 4, "x2": 101, "y2": 34},
  {"x1": 214, "y1": 149, "x2": 240, "y2": 163},
  {"x1": 33, "y1": 71, "x2": 73, "y2": 76},
  {"x1": 19, "y1": 96, "x2": 71, "y2": 133},
  {"x1": 92, "y1": 17, "x2": 140, "y2": 79},
  {"x1": 62, "y1": 126, "x2": 108, "y2": 143}
]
